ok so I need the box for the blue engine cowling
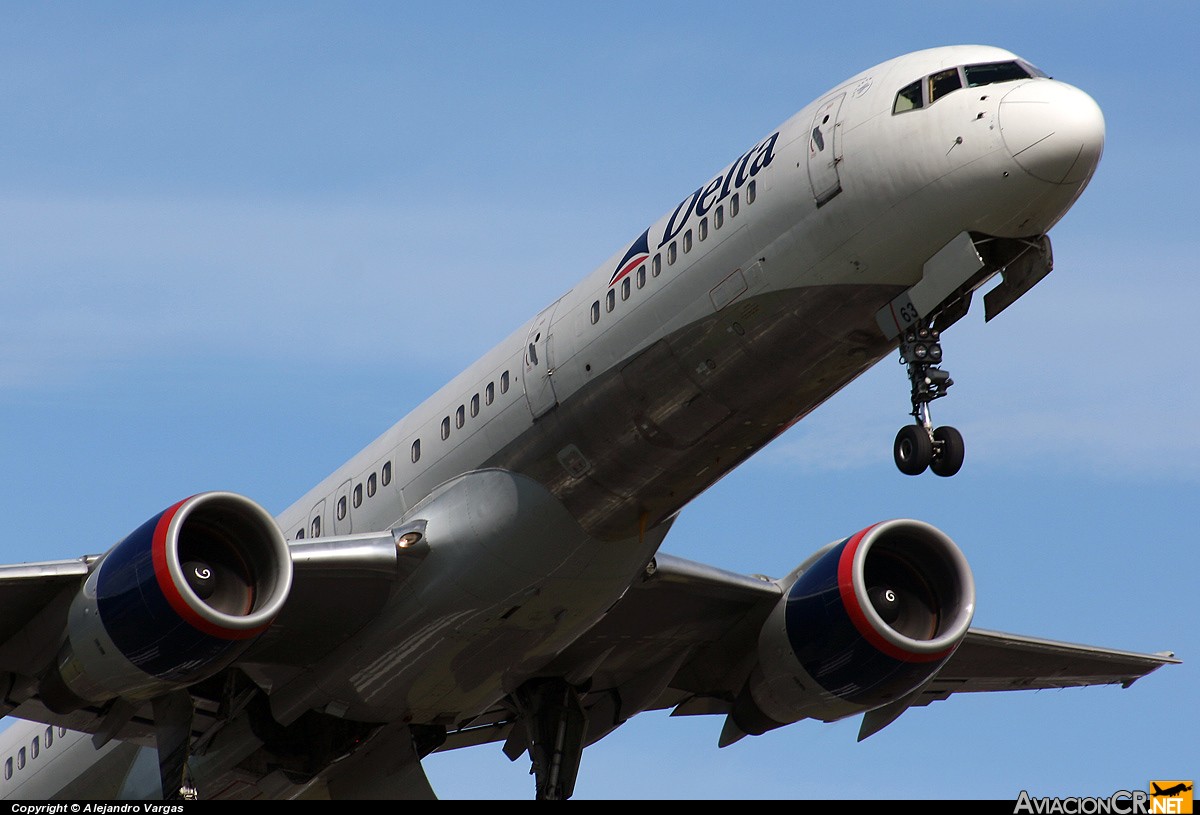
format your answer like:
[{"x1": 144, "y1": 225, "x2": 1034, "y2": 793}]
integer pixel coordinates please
[
  {"x1": 737, "y1": 519, "x2": 975, "y2": 732},
  {"x1": 41, "y1": 492, "x2": 292, "y2": 711}
]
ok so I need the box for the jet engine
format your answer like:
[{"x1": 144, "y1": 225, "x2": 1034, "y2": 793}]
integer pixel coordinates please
[
  {"x1": 39, "y1": 492, "x2": 292, "y2": 712},
  {"x1": 730, "y1": 519, "x2": 975, "y2": 736}
]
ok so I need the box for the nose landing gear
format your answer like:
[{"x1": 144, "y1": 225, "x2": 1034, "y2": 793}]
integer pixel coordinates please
[{"x1": 893, "y1": 324, "x2": 964, "y2": 477}]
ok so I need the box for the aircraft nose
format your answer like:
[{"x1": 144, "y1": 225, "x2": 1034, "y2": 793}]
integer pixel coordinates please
[{"x1": 998, "y1": 80, "x2": 1105, "y2": 185}]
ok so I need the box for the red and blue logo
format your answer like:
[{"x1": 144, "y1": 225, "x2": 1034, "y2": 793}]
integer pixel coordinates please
[
  {"x1": 609, "y1": 229, "x2": 650, "y2": 287},
  {"x1": 606, "y1": 131, "x2": 780, "y2": 288}
]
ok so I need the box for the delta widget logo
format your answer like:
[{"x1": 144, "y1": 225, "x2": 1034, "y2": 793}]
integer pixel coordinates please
[
  {"x1": 609, "y1": 229, "x2": 650, "y2": 287},
  {"x1": 607, "y1": 130, "x2": 780, "y2": 287}
]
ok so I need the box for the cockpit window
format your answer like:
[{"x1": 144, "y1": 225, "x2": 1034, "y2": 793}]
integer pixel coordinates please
[
  {"x1": 964, "y1": 61, "x2": 1034, "y2": 87},
  {"x1": 893, "y1": 80, "x2": 923, "y2": 114},
  {"x1": 895, "y1": 58, "x2": 1046, "y2": 115},
  {"x1": 928, "y1": 68, "x2": 963, "y2": 103}
]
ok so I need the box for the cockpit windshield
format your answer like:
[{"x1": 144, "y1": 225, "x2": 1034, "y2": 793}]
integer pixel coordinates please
[
  {"x1": 964, "y1": 60, "x2": 1042, "y2": 87},
  {"x1": 893, "y1": 59, "x2": 1046, "y2": 114},
  {"x1": 928, "y1": 68, "x2": 962, "y2": 103}
]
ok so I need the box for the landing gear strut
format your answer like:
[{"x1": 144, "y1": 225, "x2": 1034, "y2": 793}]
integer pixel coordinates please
[
  {"x1": 893, "y1": 323, "x2": 964, "y2": 477},
  {"x1": 511, "y1": 679, "x2": 587, "y2": 800}
]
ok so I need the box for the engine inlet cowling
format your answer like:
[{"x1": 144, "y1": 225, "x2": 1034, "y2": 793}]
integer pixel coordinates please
[
  {"x1": 742, "y1": 519, "x2": 975, "y2": 730},
  {"x1": 41, "y1": 492, "x2": 292, "y2": 711}
]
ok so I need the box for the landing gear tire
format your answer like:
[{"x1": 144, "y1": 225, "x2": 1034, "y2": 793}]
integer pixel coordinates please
[
  {"x1": 894, "y1": 425, "x2": 932, "y2": 476},
  {"x1": 895, "y1": 320, "x2": 965, "y2": 477},
  {"x1": 930, "y1": 426, "x2": 965, "y2": 478}
]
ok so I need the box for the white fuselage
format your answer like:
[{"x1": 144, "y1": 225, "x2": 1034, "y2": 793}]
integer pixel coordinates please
[
  {"x1": 257, "y1": 44, "x2": 1101, "y2": 725},
  {"x1": 1, "y1": 44, "x2": 1104, "y2": 799}
]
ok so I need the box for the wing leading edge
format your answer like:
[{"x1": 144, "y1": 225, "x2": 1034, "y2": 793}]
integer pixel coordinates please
[
  {"x1": 0, "y1": 527, "x2": 430, "y2": 746},
  {"x1": 0, "y1": 532, "x2": 1180, "y2": 791},
  {"x1": 924, "y1": 628, "x2": 1179, "y2": 697},
  {"x1": 501, "y1": 548, "x2": 1179, "y2": 751}
]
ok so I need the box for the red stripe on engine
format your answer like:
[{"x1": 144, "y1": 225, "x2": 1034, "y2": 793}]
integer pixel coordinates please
[
  {"x1": 151, "y1": 498, "x2": 262, "y2": 640},
  {"x1": 837, "y1": 525, "x2": 950, "y2": 663}
]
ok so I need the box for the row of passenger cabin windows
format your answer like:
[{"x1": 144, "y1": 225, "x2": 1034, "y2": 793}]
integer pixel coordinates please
[
  {"x1": 439, "y1": 370, "x2": 510, "y2": 442},
  {"x1": 3, "y1": 727, "x2": 67, "y2": 780},
  {"x1": 590, "y1": 181, "x2": 755, "y2": 324},
  {"x1": 892, "y1": 59, "x2": 1046, "y2": 114},
  {"x1": 299, "y1": 461, "x2": 392, "y2": 538},
  {"x1": 296, "y1": 371, "x2": 512, "y2": 539}
]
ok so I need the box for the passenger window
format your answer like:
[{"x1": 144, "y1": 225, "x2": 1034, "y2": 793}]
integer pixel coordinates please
[
  {"x1": 747, "y1": 180, "x2": 756, "y2": 204},
  {"x1": 893, "y1": 79, "x2": 923, "y2": 113},
  {"x1": 352, "y1": 484, "x2": 362, "y2": 508},
  {"x1": 636, "y1": 265, "x2": 646, "y2": 288},
  {"x1": 411, "y1": 439, "x2": 421, "y2": 463},
  {"x1": 667, "y1": 242, "x2": 677, "y2": 265},
  {"x1": 590, "y1": 300, "x2": 600, "y2": 324},
  {"x1": 471, "y1": 394, "x2": 479, "y2": 417},
  {"x1": 699, "y1": 218, "x2": 708, "y2": 241},
  {"x1": 441, "y1": 417, "x2": 451, "y2": 439},
  {"x1": 367, "y1": 472, "x2": 377, "y2": 497},
  {"x1": 4, "y1": 757, "x2": 10, "y2": 780},
  {"x1": 383, "y1": 461, "x2": 393, "y2": 485},
  {"x1": 17, "y1": 747, "x2": 24, "y2": 770},
  {"x1": 652, "y1": 254, "x2": 661, "y2": 276},
  {"x1": 715, "y1": 205, "x2": 724, "y2": 229},
  {"x1": 929, "y1": 68, "x2": 962, "y2": 103},
  {"x1": 730, "y1": 194, "x2": 739, "y2": 217},
  {"x1": 501, "y1": 371, "x2": 510, "y2": 393},
  {"x1": 621, "y1": 277, "x2": 630, "y2": 300},
  {"x1": 683, "y1": 230, "x2": 692, "y2": 253},
  {"x1": 45, "y1": 727, "x2": 52, "y2": 748},
  {"x1": 485, "y1": 382, "x2": 494, "y2": 405},
  {"x1": 311, "y1": 516, "x2": 321, "y2": 538},
  {"x1": 337, "y1": 496, "x2": 347, "y2": 520},
  {"x1": 456, "y1": 405, "x2": 465, "y2": 429},
  {"x1": 296, "y1": 527, "x2": 305, "y2": 540},
  {"x1": 31, "y1": 737, "x2": 39, "y2": 760},
  {"x1": 606, "y1": 289, "x2": 615, "y2": 312}
]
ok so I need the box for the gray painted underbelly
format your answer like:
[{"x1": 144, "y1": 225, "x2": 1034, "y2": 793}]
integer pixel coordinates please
[{"x1": 488, "y1": 282, "x2": 904, "y2": 540}]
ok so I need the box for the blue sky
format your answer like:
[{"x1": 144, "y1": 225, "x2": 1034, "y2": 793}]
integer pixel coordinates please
[{"x1": 1, "y1": 1, "x2": 1195, "y2": 801}]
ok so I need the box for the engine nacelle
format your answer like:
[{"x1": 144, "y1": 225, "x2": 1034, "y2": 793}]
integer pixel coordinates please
[
  {"x1": 734, "y1": 519, "x2": 975, "y2": 734},
  {"x1": 40, "y1": 492, "x2": 292, "y2": 712}
]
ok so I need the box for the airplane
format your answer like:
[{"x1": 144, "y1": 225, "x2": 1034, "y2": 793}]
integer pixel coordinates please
[
  {"x1": 1152, "y1": 783, "x2": 1193, "y2": 797},
  {"x1": 0, "y1": 43, "x2": 1180, "y2": 800}
]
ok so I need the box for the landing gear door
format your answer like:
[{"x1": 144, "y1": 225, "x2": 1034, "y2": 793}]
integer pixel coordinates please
[
  {"x1": 523, "y1": 298, "x2": 562, "y2": 419},
  {"x1": 807, "y1": 93, "x2": 845, "y2": 206}
]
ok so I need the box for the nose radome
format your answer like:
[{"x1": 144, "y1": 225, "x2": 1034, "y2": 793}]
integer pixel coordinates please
[{"x1": 999, "y1": 80, "x2": 1105, "y2": 185}]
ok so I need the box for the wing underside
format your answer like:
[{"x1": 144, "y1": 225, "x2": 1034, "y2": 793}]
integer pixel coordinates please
[
  {"x1": 0, "y1": 545, "x2": 1180, "y2": 783},
  {"x1": 437, "y1": 551, "x2": 1178, "y2": 752},
  {"x1": 918, "y1": 628, "x2": 1178, "y2": 701}
]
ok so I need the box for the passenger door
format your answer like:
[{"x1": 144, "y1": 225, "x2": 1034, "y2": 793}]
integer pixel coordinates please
[
  {"x1": 807, "y1": 92, "x2": 845, "y2": 206},
  {"x1": 522, "y1": 299, "x2": 562, "y2": 419}
]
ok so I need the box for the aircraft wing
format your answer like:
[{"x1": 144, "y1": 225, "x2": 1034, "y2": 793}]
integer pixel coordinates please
[
  {"x1": 0, "y1": 528, "x2": 429, "y2": 747},
  {"x1": 914, "y1": 627, "x2": 1180, "y2": 700},
  {"x1": 443, "y1": 550, "x2": 1178, "y2": 752},
  {"x1": 0, "y1": 533, "x2": 1179, "y2": 787},
  {"x1": 0, "y1": 558, "x2": 96, "y2": 688}
]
